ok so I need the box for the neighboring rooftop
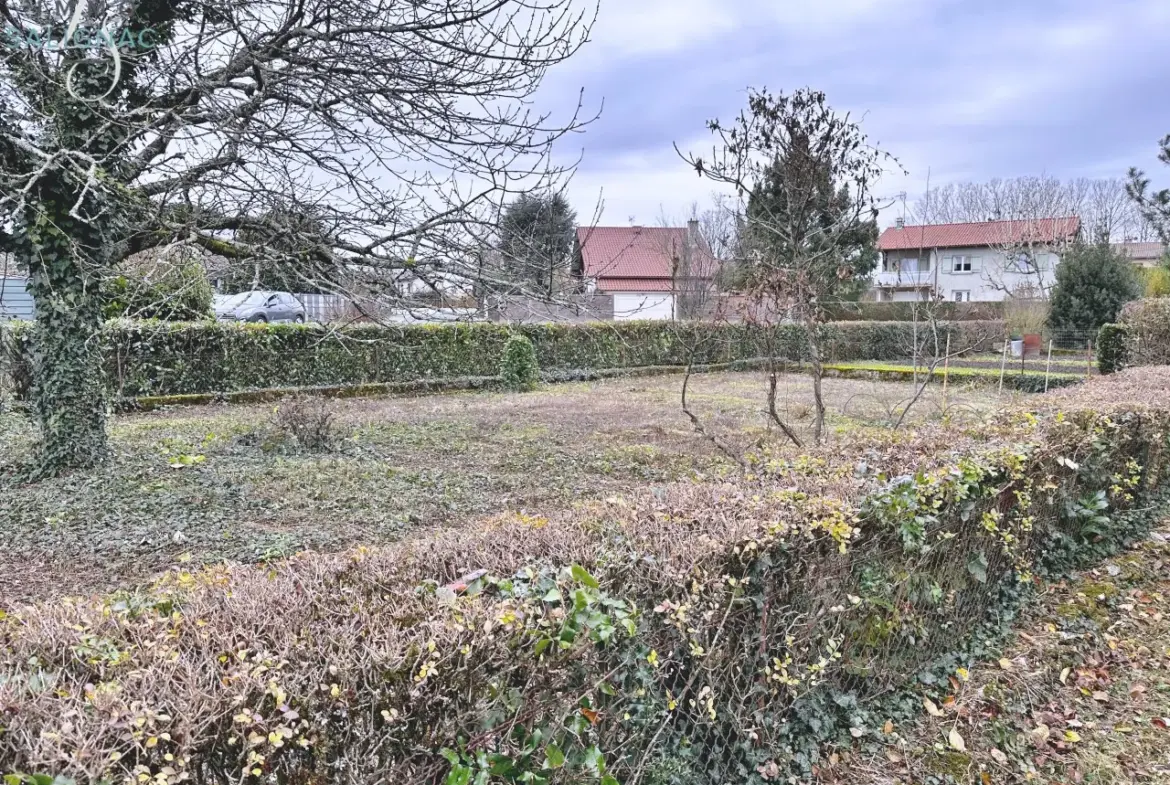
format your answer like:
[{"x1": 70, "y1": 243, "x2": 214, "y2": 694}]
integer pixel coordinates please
[
  {"x1": 576, "y1": 225, "x2": 718, "y2": 288},
  {"x1": 878, "y1": 217, "x2": 1082, "y2": 251},
  {"x1": 1112, "y1": 241, "x2": 1166, "y2": 265}
]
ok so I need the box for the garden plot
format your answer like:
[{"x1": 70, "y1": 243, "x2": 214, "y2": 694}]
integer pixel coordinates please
[{"x1": 0, "y1": 372, "x2": 1011, "y2": 604}]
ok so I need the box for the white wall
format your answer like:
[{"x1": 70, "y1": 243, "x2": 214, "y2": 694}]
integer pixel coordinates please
[
  {"x1": 613, "y1": 293, "x2": 674, "y2": 320},
  {"x1": 879, "y1": 247, "x2": 1063, "y2": 302}
]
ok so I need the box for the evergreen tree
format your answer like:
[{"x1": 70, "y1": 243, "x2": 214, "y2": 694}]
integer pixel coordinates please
[
  {"x1": 1048, "y1": 242, "x2": 1141, "y2": 330},
  {"x1": 498, "y1": 192, "x2": 577, "y2": 295},
  {"x1": 727, "y1": 137, "x2": 878, "y2": 300}
]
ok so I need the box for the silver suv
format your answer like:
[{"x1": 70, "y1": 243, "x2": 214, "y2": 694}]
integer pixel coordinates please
[{"x1": 214, "y1": 291, "x2": 307, "y2": 323}]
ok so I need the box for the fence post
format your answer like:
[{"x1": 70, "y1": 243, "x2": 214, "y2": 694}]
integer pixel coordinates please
[
  {"x1": 1086, "y1": 340, "x2": 1094, "y2": 379},
  {"x1": 1044, "y1": 340, "x2": 1054, "y2": 393},
  {"x1": 941, "y1": 334, "x2": 952, "y2": 413},
  {"x1": 998, "y1": 337, "x2": 1009, "y2": 394}
]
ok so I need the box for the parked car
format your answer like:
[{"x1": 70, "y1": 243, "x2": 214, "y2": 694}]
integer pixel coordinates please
[{"x1": 214, "y1": 291, "x2": 307, "y2": 323}]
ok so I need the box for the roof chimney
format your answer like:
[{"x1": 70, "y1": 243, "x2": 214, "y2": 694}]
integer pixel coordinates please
[{"x1": 895, "y1": 217, "x2": 905, "y2": 229}]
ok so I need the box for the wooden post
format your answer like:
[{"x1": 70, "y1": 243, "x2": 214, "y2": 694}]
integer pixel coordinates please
[
  {"x1": 1044, "y1": 339, "x2": 1054, "y2": 393},
  {"x1": 941, "y1": 334, "x2": 952, "y2": 413},
  {"x1": 1086, "y1": 340, "x2": 1094, "y2": 379},
  {"x1": 998, "y1": 338, "x2": 1009, "y2": 394}
]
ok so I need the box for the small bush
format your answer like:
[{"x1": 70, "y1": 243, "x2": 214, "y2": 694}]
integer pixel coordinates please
[
  {"x1": 500, "y1": 333, "x2": 540, "y2": 391},
  {"x1": 1096, "y1": 323, "x2": 1132, "y2": 375},
  {"x1": 256, "y1": 396, "x2": 339, "y2": 451}
]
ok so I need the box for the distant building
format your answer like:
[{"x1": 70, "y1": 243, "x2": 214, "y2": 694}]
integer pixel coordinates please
[
  {"x1": 875, "y1": 217, "x2": 1081, "y2": 302},
  {"x1": 574, "y1": 223, "x2": 717, "y2": 320},
  {"x1": 1112, "y1": 241, "x2": 1166, "y2": 268}
]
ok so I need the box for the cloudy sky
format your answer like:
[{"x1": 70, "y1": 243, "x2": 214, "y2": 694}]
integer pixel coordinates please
[{"x1": 540, "y1": 0, "x2": 1170, "y2": 228}]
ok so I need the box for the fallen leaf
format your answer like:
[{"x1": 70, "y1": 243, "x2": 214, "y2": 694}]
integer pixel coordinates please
[
  {"x1": 1092, "y1": 691, "x2": 1110, "y2": 702},
  {"x1": 849, "y1": 727, "x2": 864, "y2": 738},
  {"x1": 1064, "y1": 730, "x2": 1082, "y2": 743},
  {"x1": 949, "y1": 728, "x2": 967, "y2": 752},
  {"x1": 1153, "y1": 717, "x2": 1169, "y2": 729},
  {"x1": 1031, "y1": 724, "x2": 1051, "y2": 744},
  {"x1": 885, "y1": 749, "x2": 903, "y2": 763},
  {"x1": 1130, "y1": 683, "x2": 1148, "y2": 698},
  {"x1": 924, "y1": 698, "x2": 943, "y2": 717},
  {"x1": 1060, "y1": 667, "x2": 1071, "y2": 684},
  {"x1": 883, "y1": 720, "x2": 894, "y2": 735},
  {"x1": 990, "y1": 748, "x2": 1009, "y2": 765},
  {"x1": 999, "y1": 658, "x2": 1013, "y2": 670},
  {"x1": 580, "y1": 708, "x2": 600, "y2": 725},
  {"x1": 981, "y1": 772, "x2": 992, "y2": 785}
]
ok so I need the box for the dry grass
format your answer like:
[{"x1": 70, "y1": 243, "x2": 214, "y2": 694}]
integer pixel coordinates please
[{"x1": 0, "y1": 372, "x2": 1013, "y2": 605}]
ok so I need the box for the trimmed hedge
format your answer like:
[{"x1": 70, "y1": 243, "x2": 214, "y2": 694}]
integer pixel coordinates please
[
  {"x1": 4, "y1": 319, "x2": 1005, "y2": 400},
  {"x1": 1, "y1": 373, "x2": 1166, "y2": 785},
  {"x1": 823, "y1": 301, "x2": 1005, "y2": 322},
  {"x1": 1120, "y1": 298, "x2": 1170, "y2": 367}
]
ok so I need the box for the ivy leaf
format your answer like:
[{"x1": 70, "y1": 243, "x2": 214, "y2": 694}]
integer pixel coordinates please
[
  {"x1": 570, "y1": 565, "x2": 599, "y2": 589},
  {"x1": 966, "y1": 552, "x2": 988, "y2": 584},
  {"x1": 543, "y1": 743, "x2": 565, "y2": 769},
  {"x1": 948, "y1": 728, "x2": 967, "y2": 752},
  {"x1": 445, "y1": 764, "x2": 472, "y2": 785}
]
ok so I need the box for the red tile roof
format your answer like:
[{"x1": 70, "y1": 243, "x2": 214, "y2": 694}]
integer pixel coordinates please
[
  {"x1": 878, "y1": 217, "x2": 1081, "y2": 251},
  {"x1": 1113, "y1": 242, "x2": 1166, "y2": 261},
  {"x1": 577, "y1": 226, "x2": 717, "y2": 292}
]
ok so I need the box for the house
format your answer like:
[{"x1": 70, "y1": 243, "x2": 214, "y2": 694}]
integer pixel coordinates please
[
  {"x1": 1112, "y1": 241, "x2": 1167, "y2": 268},
  {"x1": 875, "y1": 217, "x2": 1081, "y2": 302},
  {"x1": 574, "y1": 222, "x2": 717, "y2": 320}
]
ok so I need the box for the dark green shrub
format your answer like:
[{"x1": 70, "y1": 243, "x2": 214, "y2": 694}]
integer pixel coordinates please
[
  {"x1": 1096, "y1": 323, "x2": 1132, "y2": 375},
  {"x1": 499, "y1": 333, "x2": 540, "y2": 391}
]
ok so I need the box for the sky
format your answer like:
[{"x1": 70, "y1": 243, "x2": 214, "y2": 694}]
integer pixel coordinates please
[{"x1": 539, "y1": 0, "x2": 1170, "y2": 228}]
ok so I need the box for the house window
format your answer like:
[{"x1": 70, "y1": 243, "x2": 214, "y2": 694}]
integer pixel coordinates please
[
  {"x1": 953, "y1": 290, "x2": 971, "y2": 302},
  {"x1": 950, "y1": 255, "x2": 978, "y2": 273}
]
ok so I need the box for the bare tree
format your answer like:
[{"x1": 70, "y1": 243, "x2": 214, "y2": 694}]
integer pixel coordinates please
[
  {"x1": 679, "y1": 87, "x2": 894, "y2": 445},
  {"x1": 655, "y1": 199, "x2": 727, "y2": 321},
  {"x1": 0, "y1": 0, "x2": 596, "y2": 474},
  {"x1": 912, "y1": 176, "x2": 1154, "y2": 241}
]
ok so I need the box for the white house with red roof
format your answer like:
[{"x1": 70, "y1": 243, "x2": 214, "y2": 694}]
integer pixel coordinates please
[
  {"x1": 875, "y1": 216, "x2": 1081, "y2": 302},
  {"x1": 574, "y1": 222, "x2": 718, "y2": 319}
]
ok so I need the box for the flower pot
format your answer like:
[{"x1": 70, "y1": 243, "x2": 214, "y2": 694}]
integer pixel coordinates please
[{"x1": 1023, "y1": 333, "x2": 1042, "y2": 358}]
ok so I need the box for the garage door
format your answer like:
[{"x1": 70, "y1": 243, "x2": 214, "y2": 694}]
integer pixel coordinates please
[{"x1": 613, "y1": 293, "x2": 674, "y2": 321}]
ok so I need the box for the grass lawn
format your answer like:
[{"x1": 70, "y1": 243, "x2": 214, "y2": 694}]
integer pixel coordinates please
[{"x1": 0, "y1": 371, "x2": 1015, "y2": 604}]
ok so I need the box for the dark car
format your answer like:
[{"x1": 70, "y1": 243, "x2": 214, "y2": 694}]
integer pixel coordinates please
[{"x1": 214, "y1": 291, "x2": 307, "y2": 323}]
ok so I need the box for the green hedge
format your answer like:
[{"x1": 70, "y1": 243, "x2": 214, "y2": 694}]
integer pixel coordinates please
[
  {"x1": 4, "y1": 319, "x2": 1005, "y2": 399},
  {"x1": 823, "y1": 301, "x2": 1005, "y2": 322}
]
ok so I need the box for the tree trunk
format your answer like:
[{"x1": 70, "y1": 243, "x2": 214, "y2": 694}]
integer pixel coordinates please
[
  {"x1": 806, "y1": 324, "x2": 827, "y2": 445},
  {"x1": 18, "y1": 196, "x2": 111, "y2": 475}
]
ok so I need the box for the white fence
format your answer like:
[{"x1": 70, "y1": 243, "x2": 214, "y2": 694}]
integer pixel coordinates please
[{"x1": 296, "y1": 293, "x2": 353, "y2": 323}]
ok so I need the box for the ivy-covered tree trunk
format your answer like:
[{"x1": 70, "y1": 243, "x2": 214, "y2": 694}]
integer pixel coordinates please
[{"x1": 17, "y1": 188, "x2": 111, "y2": 474}]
